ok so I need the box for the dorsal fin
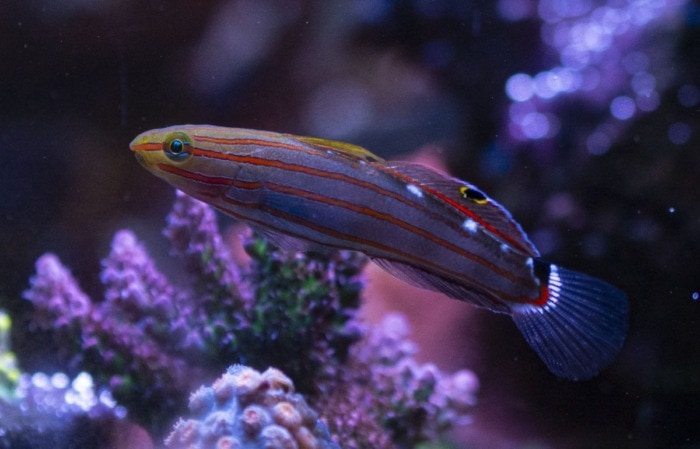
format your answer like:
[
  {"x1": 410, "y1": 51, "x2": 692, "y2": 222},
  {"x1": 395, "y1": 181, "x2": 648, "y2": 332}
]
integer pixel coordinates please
[
  {"x1": 294, "y1": 135, "x2": 385, "y2": 163},
  {"x1": 385, "y1": 161, "x2": 539, "y2": 257}
]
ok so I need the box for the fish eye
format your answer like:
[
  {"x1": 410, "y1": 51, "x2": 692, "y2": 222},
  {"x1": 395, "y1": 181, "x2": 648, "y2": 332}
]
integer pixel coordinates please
[
  {"x1": 163, "y1": 132, "x2": 193, "y2": 162},
  {"x1": 459, "y1": 185, "x2": 488, "y2": 204},
  {"x1": 170, "y1": 139, "x2": 184, "y2": 154}
]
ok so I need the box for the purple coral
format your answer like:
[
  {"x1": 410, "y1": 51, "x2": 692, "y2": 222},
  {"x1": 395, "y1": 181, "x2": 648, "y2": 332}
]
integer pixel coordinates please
[
  {"x1": 101, "y1": 230, "x2": 175, "y2": 321},
  {"x1": 24, "y1": 232, "x2": 195, "y2": 427},
  {"x1": 164, "y1": 189, "x2": 246, "y2": 301},
  {"x1": 22, "y1": 191, "x2": 369, "y2": 431},
  {"x1": 320, "y1": 313, "x2": 478, "y2": 449},
  {"x1": 24, "y1": 191, "x2": 477, "y2": 446},
  {"x1": 163, "y1": 190, "x2": 250, "y2": 352},
  {"x1": 24, "y1": 253, "x2": 91, "y2": 332}
]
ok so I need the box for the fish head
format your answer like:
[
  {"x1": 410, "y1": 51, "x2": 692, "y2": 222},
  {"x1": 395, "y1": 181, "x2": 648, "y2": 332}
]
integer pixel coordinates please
[{"x1": 130, "y1": 125, "x2": 240, "y2": 199}]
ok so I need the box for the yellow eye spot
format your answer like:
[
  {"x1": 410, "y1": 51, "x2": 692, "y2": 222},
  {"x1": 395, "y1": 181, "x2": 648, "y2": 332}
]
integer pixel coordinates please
[{"x1": 459, "y1": 186, "x2": 488, "y2": 204}]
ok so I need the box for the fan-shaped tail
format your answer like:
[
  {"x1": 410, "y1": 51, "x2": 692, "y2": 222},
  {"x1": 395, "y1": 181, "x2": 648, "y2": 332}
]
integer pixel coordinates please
[{"x1": 511, "y1": 262, "x2": 628, "y2": 380}]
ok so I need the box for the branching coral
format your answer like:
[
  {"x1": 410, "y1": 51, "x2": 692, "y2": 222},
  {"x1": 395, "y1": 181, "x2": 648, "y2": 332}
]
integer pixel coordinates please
[
  {"x1": 319, "y1": 313, "x2": 478, "y2": 449},
  {"x1": 23, "y1": 190, "x2": 477, "y2": 447},
  {"x1": 24, "y1": 241, "x2": 195, "y2": 429},
  {"x1": 24, "y1": 191, "x2": 365, "y2": 430}
]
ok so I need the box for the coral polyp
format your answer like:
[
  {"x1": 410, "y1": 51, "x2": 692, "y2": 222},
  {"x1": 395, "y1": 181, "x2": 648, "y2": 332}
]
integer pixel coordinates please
[{"x1": 165, "y1": 365, "x2": 339, "y2": 449}]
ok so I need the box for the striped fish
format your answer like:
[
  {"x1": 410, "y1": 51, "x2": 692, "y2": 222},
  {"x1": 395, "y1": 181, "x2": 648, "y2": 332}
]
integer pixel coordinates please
[{"x1": 130, "y1": 125, "x2": 628, "y2": 380}]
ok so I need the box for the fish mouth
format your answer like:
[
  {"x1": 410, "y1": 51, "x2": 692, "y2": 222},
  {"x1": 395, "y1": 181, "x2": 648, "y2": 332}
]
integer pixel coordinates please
[
  {"x1": 128, "y1": 137, "x2": 141, "y2": 152},
  {"x1": 133, "y1": 151, "x2": 149, "y2": 168},
  {"x1": 130, "y1": 137, "x2": 159, "y2": 168}
]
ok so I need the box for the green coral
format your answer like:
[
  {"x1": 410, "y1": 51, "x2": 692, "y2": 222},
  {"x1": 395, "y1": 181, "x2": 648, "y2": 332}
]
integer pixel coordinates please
[
  {"x1": 0, "y1": 310, "x2": 20, "y2": 401},
  {"x1": 241, "y1": 236, "x2": 365, "y2": 391}
]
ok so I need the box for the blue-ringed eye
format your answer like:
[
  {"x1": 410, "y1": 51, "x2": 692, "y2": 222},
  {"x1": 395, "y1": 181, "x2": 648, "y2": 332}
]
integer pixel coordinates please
[{"x1": 163, "y1": 132, "x2": 193, "y2": 162}]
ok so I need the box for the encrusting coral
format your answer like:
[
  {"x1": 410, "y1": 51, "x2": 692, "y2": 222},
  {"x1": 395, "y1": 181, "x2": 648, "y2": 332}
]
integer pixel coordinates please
[
  {"x1": 165, "y1": 365, "x2": 339, "y2": 449},
  {"x1": 22, "y1": 190, "x2": 478, "y2": 448}
]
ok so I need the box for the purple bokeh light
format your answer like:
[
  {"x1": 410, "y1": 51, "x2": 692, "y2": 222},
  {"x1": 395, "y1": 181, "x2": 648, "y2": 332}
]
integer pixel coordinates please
[
  {"x1": 610, "y1": 96, "x2": 636, "y2": 120},
  {"x1": 668, "y1": 122, "x2": 692, "y2": 144},
  {"x1": 500, "y1": 0, "x2": 688, "y2": 148},
  {"x1": 498, "y1": 0, "x2": 535, "y2": 21},
  {"x1": 505, "y1": 73, "x2": 535, "y2": 102}
]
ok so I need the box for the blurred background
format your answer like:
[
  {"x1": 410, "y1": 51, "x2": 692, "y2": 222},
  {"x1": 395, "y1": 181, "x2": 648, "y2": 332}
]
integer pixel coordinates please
[{"x1": 1, "y1": 0, "x2": 699, "y2": 447}]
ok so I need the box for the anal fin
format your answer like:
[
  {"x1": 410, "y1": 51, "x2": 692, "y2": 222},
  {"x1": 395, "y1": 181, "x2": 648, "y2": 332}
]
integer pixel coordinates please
[
  {"x1": 255, "y1": 228, "x2": 337, "y2": 256},
  {"x1": 372, "y1": 257, "x2": 509, "y2": 313}
]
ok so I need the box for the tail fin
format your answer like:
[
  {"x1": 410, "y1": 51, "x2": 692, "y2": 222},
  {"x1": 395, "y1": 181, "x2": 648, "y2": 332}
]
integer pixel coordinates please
[{"x1": 511, "y1": 261, "x2": 628, "y2": 380}]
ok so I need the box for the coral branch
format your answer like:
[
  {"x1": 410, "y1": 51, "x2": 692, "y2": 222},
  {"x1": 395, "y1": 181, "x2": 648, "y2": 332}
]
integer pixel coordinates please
[{"x1": 320, "y1": 313, "x2": 478, "y2": 448}]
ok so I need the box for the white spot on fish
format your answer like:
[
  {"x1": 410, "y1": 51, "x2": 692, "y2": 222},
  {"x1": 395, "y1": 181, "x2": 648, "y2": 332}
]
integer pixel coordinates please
[
  {"x1": 462, "y1": 218, "x2": 478, "y2": 233},
  {"x1": 526, "y1": 257, "x2": 534, "y2": 268},
  {"x1": 406, "y1": 184, "x2": 423, "y2": 198},
  {"x1": 500, "y1": 243, "x2": 509, "y2": 252}
]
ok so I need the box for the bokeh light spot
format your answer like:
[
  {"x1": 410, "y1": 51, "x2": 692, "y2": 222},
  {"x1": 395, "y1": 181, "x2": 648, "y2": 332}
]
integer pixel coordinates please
[
  {"x1": 539, "y1": 0, "x2": 593, "y2": 23},
  {"x1": 498, "y1": 0, "x2": 533, "y2": 21},
  {"x1": 631, "y1": 72, "x2": 656, "y2": 97},
  {"x1": 668, "y1": 122, "x2": 691, "y2": 145},
  {"x1": 534, "y1": 71, "x2": 558, "y2": 99},
  {"x1": 521, "y1": 112, "x2": 550, "y2": 139},
  {"x1": 505, "y1": 73, "x2": 534, "y2": 102},
  {"x1": 637, "y1": 91, "x2": 660, "y2": 112},
  {"x1": 610, "y1": 96, "x2": 635, "y2": 120},
  {"x1": 622, "y1": 51, "x2": 649, "y2": 74}
]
